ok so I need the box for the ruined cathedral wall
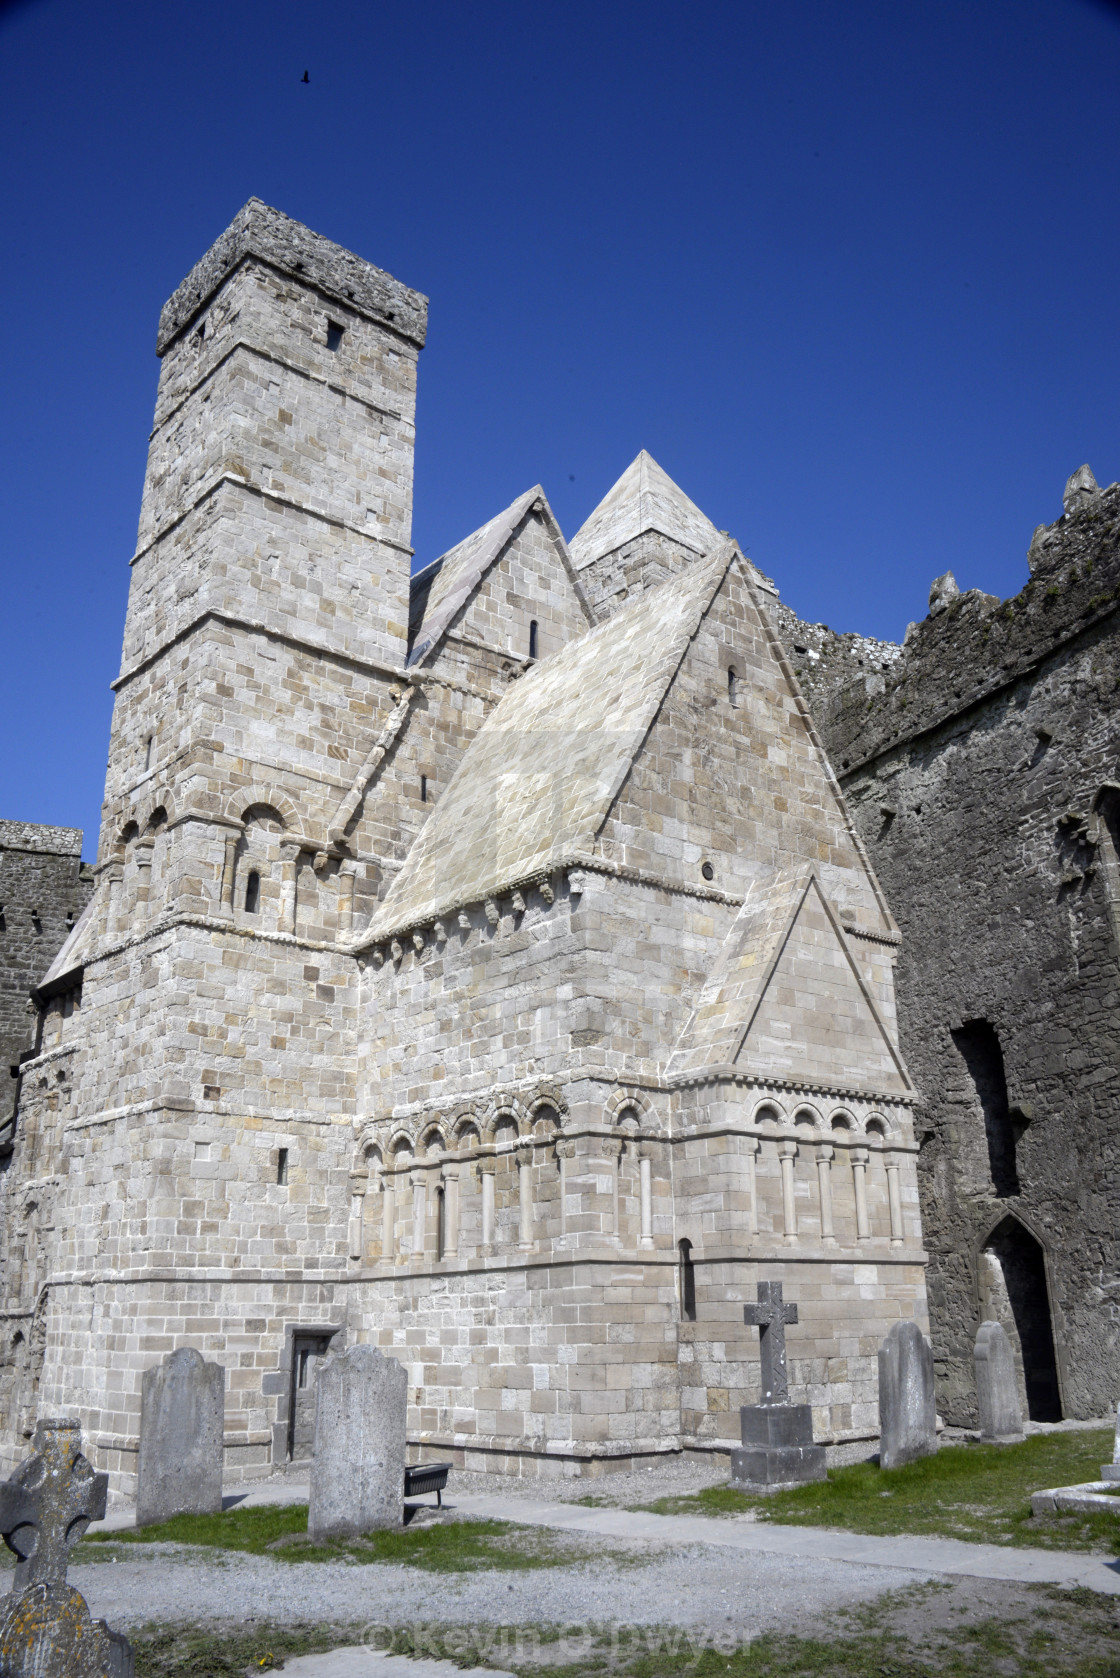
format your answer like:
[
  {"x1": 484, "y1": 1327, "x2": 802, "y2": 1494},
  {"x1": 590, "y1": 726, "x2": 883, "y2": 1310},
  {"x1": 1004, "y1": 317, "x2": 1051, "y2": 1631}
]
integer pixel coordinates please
[{"x1": 792, "y1": 482, "x2": 1120, "y2": 1423}]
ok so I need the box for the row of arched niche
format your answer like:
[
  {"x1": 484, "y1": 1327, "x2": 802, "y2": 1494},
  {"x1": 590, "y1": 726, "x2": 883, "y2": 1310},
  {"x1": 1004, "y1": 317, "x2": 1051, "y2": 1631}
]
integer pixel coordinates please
[{"x1": 354, "y1": 1093, "x2": 901, "y2": 1168}]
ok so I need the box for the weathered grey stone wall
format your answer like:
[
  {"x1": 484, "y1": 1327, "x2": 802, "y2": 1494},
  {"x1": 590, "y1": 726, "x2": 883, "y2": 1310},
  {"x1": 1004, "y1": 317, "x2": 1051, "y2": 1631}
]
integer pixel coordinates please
[
  {"x1": 0, "y1": 824, "x2": 93, "y2": 1130},
  {"x1": 775, "y1": 472, "x2": 1120, "y2": 1424}
]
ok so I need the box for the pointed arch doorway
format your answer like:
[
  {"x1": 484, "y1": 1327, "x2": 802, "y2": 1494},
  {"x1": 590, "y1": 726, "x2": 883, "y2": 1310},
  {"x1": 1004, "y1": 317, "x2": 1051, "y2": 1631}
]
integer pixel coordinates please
[{"x1": 981, "y1": 1216, "x2": 1062, "y2": 1422}]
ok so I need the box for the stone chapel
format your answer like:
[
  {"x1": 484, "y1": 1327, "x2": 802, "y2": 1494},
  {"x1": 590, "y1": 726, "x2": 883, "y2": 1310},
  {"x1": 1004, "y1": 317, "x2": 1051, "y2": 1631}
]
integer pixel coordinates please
[{"x1": 0, "y1": 201, "x2": 927, "y2": 1489}]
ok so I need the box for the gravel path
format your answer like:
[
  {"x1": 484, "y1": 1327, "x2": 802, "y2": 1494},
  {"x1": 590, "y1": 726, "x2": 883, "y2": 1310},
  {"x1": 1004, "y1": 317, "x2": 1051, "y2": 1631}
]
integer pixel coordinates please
[{"x1": 65, "y1": 1539, "x2": 933, "y2": 1638}]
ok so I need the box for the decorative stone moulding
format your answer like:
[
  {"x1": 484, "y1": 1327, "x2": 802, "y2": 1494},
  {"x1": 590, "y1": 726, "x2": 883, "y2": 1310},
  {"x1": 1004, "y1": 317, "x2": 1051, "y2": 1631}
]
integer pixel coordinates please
[
  {"x1": 484, "y1": 898, "x2": 500, "y2": 926},
  {"x1": 511, "y1": 889, "x2": 526, "y2": 915},
  {"x1": 457, "y1": 910, "x2": 471, "y2": 930}
]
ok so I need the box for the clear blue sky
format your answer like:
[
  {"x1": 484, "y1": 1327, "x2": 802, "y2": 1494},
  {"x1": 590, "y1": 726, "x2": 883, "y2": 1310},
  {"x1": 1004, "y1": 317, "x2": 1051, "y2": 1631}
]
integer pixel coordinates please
[{"x1": 2, "y1": 0, "x2": 1119, "y2": 858}]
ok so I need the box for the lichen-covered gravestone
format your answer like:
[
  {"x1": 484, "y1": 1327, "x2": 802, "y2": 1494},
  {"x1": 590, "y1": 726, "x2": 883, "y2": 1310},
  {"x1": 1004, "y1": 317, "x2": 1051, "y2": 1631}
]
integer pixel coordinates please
[
  {"x1": 136, "y1": 1346, "x2": 225, "y2": 1527},
  {"x1": 0, "y1": 1419, "x2": 133, "y2": 1677},
  {"x1": 878, "y1": 1320, "x2": 937, "y2": 1469},
  {"x1": 974, "y1": 1322, "x2": 1024, "y2": 1444},
  {"x1": 308, "y1": 1344, "x2": 407, "y2": 1540}
]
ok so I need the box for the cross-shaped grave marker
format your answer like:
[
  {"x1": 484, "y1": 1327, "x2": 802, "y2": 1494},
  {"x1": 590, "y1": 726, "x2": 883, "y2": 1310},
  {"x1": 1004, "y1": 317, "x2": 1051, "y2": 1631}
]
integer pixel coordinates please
[
  {"x1": 0, "y1": 1419, "x2": 133, "y2": 1678},
  {"x1": 0, "y1": 1419, "x2": 108, "y2": 1589},
  {"x1": 742, "y1": 1279, "x2": 798, "y2": 1404}
]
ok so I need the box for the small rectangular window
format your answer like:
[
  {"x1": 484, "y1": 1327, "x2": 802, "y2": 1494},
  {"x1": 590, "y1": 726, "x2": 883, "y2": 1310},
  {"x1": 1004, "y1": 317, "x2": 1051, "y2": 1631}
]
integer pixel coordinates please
[
  {"x1": 277, "y1": 1147, "x2": 289, "y2": 1185},
  {"x1": 420, "y1": 774, "x2": 428, "y2": 803},
  {"x1": 529, "y1": 620, "x2": 539, "y2": 660},
  {"x1": 326, "y1": 322, "x2": 345, "y2": 352}
]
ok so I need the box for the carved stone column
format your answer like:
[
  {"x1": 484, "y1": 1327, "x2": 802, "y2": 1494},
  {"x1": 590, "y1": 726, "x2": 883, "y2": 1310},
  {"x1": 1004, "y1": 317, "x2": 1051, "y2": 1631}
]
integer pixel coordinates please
[
  {"x1": 638, "y1": 1146, "x2": 654, "y2": 1249},
  {"x1": 885, "y1": 1156, "x2": 904, "y2": 1246},
  {"x1": 441, "y1": 1161, "x2": 461, "y2": 1259},
  {"x1": 338, "y1": 862, "x2": 357, "y2": 935},
  {"x1": 133, "y1": 838, "x2": 154, "y2": 926},
  {"x1": 278, "y1": 840, "x2": 302, "y2": 935},
  {"x1": 851, "y1": 1147, "x2": 871, "y2": 1241},
  {"x1": 743, "y1": 1133, "x2": 762, "y2": 1237},
  {"x1": 381, "y1": 1174, "x2": 396, "y2": 1262},
  {"x1": 554, "y1": 1138, "x2": 575, "y2": 1238},
  {"x1": 347, "y1": 1171, "x2": 367, "y2": 1261},
  {"x1": 410, "y1": 1168, "x2": 428, "y2": 1259},
  {"x1": 479, "y1": 1160, "x2": 496, "y2": 1250},
  {"x1": 220, "y1": 833, "x2": 239, "y2": 917},
  {"x1": 517, "y1": 1141, "x2": 534, "y2": 1250},
  {"x1": 777, "y1": 1137, "x2": 799, "y2": 1242},
  {"x1": 815, "y1": 1143, "x2": 836, "y2": 1244}
]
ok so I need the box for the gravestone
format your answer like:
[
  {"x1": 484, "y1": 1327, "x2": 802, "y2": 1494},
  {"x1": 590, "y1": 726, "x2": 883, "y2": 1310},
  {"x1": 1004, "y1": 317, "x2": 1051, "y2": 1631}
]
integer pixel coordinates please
[
  {"x1": 729, "y1": 1281, "x2": 826, "y2": 1491},
  {"x1": 308, "y1": 1344, "x2": 407, "y2": 1540},
  {"x1": 1101, "y1": 1401, "x2": 1120, "y2": 1482},
  {"x1": 878, "y1": 1320, "x2": 937, "y2": 1469},
  {"x1": 137, "y1": 1346, "x2": 225, "y2": 1527},
  {"x1": 974, "y1": 1321, "x2": 1025, "y2": 1444},
  {"x1": 0, "y1": 1418, "x2": 133, "y2": 1677}
]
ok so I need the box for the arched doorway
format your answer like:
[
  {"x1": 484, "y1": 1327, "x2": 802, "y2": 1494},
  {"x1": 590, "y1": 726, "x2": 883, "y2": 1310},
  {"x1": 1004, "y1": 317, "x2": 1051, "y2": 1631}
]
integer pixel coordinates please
[{"x1": 982, "y1": 1216, "x2": 1062, "y2": 1422}]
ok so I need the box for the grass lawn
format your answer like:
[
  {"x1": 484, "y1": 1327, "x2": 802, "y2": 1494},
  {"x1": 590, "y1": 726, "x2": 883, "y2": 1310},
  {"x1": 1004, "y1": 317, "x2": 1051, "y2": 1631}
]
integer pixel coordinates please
[
  {"x1": 640, "y1": 1429, "x2": 1120, "y2": 1552},
  {"x1": 81, "y1": 1506, "x2": 585, "y2": 1570}
]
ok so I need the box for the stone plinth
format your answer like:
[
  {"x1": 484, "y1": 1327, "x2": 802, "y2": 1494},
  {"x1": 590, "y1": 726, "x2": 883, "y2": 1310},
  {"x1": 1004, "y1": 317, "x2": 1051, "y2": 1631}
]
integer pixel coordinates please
[
  {"x1": 974, "y1": 1322, "x2": 1024, "y2": 1445},
  {"x1": 308, "y1": 1344, "x2": 407, "y2": 1540},
  {"x1": 878, "y1": 1320, "x2": 937, "y2": 1469},
  {"x1": 730, "y1": 1403, "x2": 826, "y2": 1492},
  {"x1": 137, "y1": 1347, "x2": 225, "y2": 1527}
]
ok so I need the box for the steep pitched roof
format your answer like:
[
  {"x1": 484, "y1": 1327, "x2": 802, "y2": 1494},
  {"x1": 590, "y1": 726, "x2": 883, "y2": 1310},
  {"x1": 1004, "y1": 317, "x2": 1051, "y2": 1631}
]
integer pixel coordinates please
[
  {"x1": 568, "y1": 451, "x2": 721, "y2": 572},
  {"x1": 407, "y1": 487, "x2": 589, "y2": 667},
  {"x1": 667, "y1": 870, "x2": 911, "y2": 1093},
  {"x1": 365, "y1": 544, "x2": 738, "y2": 940},
  {"x1": 34, "y1": 891, "x2": 99, "y2": 1002}
]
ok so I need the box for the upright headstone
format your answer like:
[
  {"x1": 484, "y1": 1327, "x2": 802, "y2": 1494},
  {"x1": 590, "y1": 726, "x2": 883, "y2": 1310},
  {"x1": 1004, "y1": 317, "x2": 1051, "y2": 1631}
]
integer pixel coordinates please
[
  {"x1": 308, "y1": 1344, "x2": 407, "y2": 1540},
  {"x1": 974, "y1": 1321, "x2": 1025, "y2": 1444},
  {"x1": 1101, "y1": 1401, "x2": 1120, "y2": 1482},
  {"x1": 878, "y1": 1320, "x2": 937, "y2": 1469},
  {"x1": 137, "y1": 1346, "x2": 225, "y2": 1527},
  {"x1": 729, "y1": 1281, "x2": 826, "y2": 1492},
  {"x1": 0, "y1": 1419, "x2": 133, "y2": 1677}
]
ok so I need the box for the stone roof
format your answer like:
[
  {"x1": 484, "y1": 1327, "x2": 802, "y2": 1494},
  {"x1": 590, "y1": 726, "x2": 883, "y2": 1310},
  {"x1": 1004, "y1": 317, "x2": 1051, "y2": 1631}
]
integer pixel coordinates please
[
  {"x1": 407, "y1": 487, "x2": 585, "y2": 666},
  {"x1": 34, "y1": 892, "x2": 98, "y2": 1002},
  {"x1": 157, "y1": 198, "x2": 428, "y2": 354},
  {"x1": 667, "y1": 869, "x2": 911, "y2": 1093},
  {"x1": 568, "y1": 451, "x2": 721, "y2": 572},
  {"x1": 366, "y1": 544, "x2": 738, "y2": 939}
]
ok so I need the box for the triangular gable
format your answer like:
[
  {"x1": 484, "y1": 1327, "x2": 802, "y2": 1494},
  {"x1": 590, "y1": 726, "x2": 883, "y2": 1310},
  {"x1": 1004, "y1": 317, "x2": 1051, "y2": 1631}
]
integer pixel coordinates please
[
  {"x1": 568, "y1": 451, "x2": 720, "y2": 572},
  {"x1": 669, "y1": 871, "x2": 911, "y2": 1093},
  {"x1": 407, "y1": 487, "x2": 592, "y2": 667},
  {"x1": 363, "y1": 545, "x2": 738, "y2": 941}
]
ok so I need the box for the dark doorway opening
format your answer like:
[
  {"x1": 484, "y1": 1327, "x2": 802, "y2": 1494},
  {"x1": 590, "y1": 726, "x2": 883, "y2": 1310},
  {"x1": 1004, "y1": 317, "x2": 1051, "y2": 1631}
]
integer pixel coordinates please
[
  {"x1": 983, "y1": 1217, "x2": 1062, "y2": 1421},
  {"x1": 952, "y1": 1020, "x2": 1021, "y2": 1196},
  {"x1": 287, "y1": 1329, "x2": 340, "y2": 1460}
]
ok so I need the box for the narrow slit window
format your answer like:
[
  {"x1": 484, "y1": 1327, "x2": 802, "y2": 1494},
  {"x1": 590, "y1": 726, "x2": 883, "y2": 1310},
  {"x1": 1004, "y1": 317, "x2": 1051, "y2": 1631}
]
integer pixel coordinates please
[
  {"x1": 244, "y1": 870, "x2": 260, "y2": 914},
  {"x1": 678, "y1": 1238, "x2": 696, "y2": 1321},
  {"x1": 529, "y1": 620, "x2": 539, "y2": 660},
  {"x1": 728, "y1": 666, "x2": 739, "y2": 708},
  {"x1": 144, "y1": 735, "x2": 153, "y2": 771},
  {"x1": 326, "y1": 321, "x2": 345, "y2": 352},
  {"x1": 277, "y1": 1147, "x2": 289, "y2": 1186},
  {"x1": 420, "y1": 775, "x2": 428, "y2": 803},
  {"x1": 297, "y1": 1347, "x2": 310, "y2": 1387}
]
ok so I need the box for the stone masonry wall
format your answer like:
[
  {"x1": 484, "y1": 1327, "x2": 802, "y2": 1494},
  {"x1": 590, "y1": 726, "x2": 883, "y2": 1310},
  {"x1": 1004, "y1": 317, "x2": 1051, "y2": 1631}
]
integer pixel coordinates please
[
  {"x1": 0, "y1": 824, "x2": 93, "y2": 1131},
  {"x1": 775, "y1": 472, "x2": 1120, "y2": 1422}
]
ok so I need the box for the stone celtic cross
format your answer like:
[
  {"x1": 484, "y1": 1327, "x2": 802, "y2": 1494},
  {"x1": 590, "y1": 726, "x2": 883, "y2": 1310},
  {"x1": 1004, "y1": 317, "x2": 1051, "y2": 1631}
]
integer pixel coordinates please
[
  {"x1": 0, "y1": 1419, "x2": 132, "y2": 1678},
  {"x1": 743, "y1": 1280, "x2": 798, "y2": 1404}
]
